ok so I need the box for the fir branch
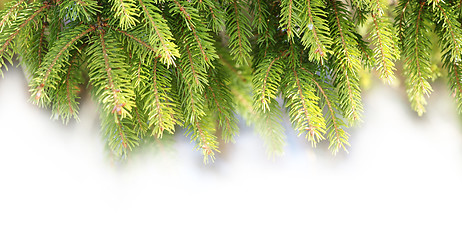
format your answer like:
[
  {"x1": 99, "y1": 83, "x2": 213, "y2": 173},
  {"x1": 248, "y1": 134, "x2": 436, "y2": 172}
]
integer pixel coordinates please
[
  {"x1": 0, "y1": 3, "x2": 46, "y2": 63},
  {"x1": 226, "y1": 0, "x2": 253, "y2": 65},
  {"x1": 184, "y1": 113, "x2": 219, "y2": 163},
  {"x1": 193, "y1": 0, "x2": 225, "y2": 33},
  {"x1": 59, "y1": 0, "x2": 100, "y2": 22},
  {"x1": 51, "y1": 47, "x2": 85, "y2": 123},
  {"x1": 369, "y1": 12, "x2": 399, "y2": 83},
  {"x1": 297, "y1": 0, "x2": 332, "y2": 64},
  {"x1": 301, "y1": 66, "x2": 349, "y2": 153},
  {"x1": 394, "y1": 0, "x2": 411, "y2": 48},
  {"x1": 279, "y1": 0, "x2": 297, "y2": 41},
  {"x1": 29, "y1": 23, "x2": 94, "y2": 106},
  {"x1": 87, "y1": 28, "x2": 135, "y2": 119},
  {"x1": 175, "y1": 66, "x2": 206, "y2": 124},
  {"x1": 353, "y1": 32, "x2": 375, "y2": 69},
  {"x1": 112, "y1": 26, "x2": 157, "y2": 64},
  {"x1": 402, "y1": 1, "x2": 433, "y2": 116},
  {"x1": 433, "y1": 2, "x2": 462, "y2": 113},
  {"x1": 282, "y1": 65, "x2": 326, "y2": 144},
  {"x1": 169, "y1": 0, "x2": 217, "y2": 66},
  {"x1": 138, "y1": 0, "x2": 179, "y2": 66},
  {"x1": 327, "y1": 0, "x2": 363, "y2": 125},
  {"x1": 109, "y1": 0, "x2": 139, "y2": 30},
  {"x1": 0, "y1": 0, "x2": 28, "y2": 32},
  {"x1": 250, "y1": 0, "x2": 269, "y2": 36},
  {"x1": 252, "y1": 53, "x2": 285, "y2": 112},
  {"x1": 140, "y1": 58, "x2": 177, "y2": 137},
  {"x1": 100, "y1": 110, "x2": 139, "y2": 157},
  {"x1": 205, "y1": 64, "x2": 239, "y2": 143}
]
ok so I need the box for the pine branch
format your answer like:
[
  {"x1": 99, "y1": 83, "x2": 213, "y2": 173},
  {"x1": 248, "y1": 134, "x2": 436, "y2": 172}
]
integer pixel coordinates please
[
  {"x1": 109, "y1": 0, "x2": 139, "y2": 30},
  {"x1": 0, "y1": 3, "x2": 46, "y2": 74},
  {"x1": 169, "y1": 0, "x2": 217, "y2": 66},
  {"x1": 50, "y1": 46, "x2": 86, "y2": 123},
  {"x1": 369, "y1": 12, "x2": 399, "y2": 83},
  {"x1": 250, "y1": 0, "x2": 269, "y2": 36},
  {"x1": 112, "y1": 26, "x2": 157, "y2": 64},
  {"x1": 6, "y1": 0, "x2": 462, "y2": 160},
  {"x1": 0, "y1": 0, "x2": 28, "y2": 32},
  {"x1": 175, "y1": 66, "x2": 218, "y2": 162},
  {"x1": 59, "y1": 0, "x2": 100, "y2": 22},
  {"x1": 204, "y1": 64, "x2": 239, "y2": 143},
  {"x1": 353, "y1": 32, "x2": 375, "y2": 69},
  {"x1": 402, "y1": 1, "x2": 433, "y2": 116},
  {"x1": 193, "y1": 0, "x2": 225, "y2": 33},
  {"x1": 279, "y1": 0, "x2": 298, "y2": 41},
  {"x1": 225, "y1": 0, "x2": 253, "y2": 65},
  {"x1": 100, "y1": 110, "x2": 139, "y2": 157},
  {"x1": 282, "y1": 65, "x2": 326, "y2": 144},
  {"x1": 138, "y1": 59, "x2": 178, "y2": 137},
  {"x1": 327, "y1": 0, "x2": 363, "y2": 125},
  {"x1": 252, "y1": 53, "x2": 285, "y2": 112},
  {"x1": 184, "y1": 112, "x2": 219, "y2": 163},
  {"x1": 255, "y1": 99, "x2": 286, "y2": 156},
  {"x1": 87, "y1": 28, "x2": 135, "y2": 119},
  {"x1": 29, "y1": 23, "x2": 94, "y2": 107},
  {"x1": 297, "y1": 0, "x2": 332, "y2": 64},
  {"x1": 433, "y1": 2, "x2": 462, "y2": 113},
  {"x1": 138, "y1": 0, "x2": 180, "y2": 66},
  {"x1": 301, "y1": 66, "x2": 349, "y2": 153},
  {"x1": 394, "y1": 0, "x2": 411, "y2": 48}
]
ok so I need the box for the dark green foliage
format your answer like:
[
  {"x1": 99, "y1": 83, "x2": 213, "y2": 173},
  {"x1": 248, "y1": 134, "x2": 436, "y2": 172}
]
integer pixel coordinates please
[{"x1": 1, "y1": 0, "x2": 462, "y2": 161}]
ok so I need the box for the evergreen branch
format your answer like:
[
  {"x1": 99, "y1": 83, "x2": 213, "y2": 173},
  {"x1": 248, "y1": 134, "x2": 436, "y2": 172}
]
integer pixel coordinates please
[
  {"x1": 226, "y1": 0, "x2": 253, "y2": 65},
  {"x1": 109, "y1": 0, "x2": 139, "y2": 30},
  {"x1": 100, "y1": 110, "x2": 139, "y2": 157},
  {"x1": 433, "y1": 2, "x2": 462, "y2": 63},
  {"x1": 301, "y1": 66, "x2": 349, "y2": 153},
  {"x1": 138, "y1": 0, "x2": 179, "y2": 66},
  {"x1": 59, "y1": 0, "x2": 100, "y2": 22},
  {"x1": 250, "y1": 0, "x2": 281, "y2": 54},
  {"x1": 394, "y1": 0, "x2": 411, "y2": 48},
  {"x1": 369, "y1": 13, "x2": 399, "y2": 83},
  {"x1": 251, "y1": 0, "x2": 269, "y2": 35},
  {"x1": 193, "y1": 0, "x2": 225, "y2": 32},
  {"x1": 170, "y1": 0, "x2": 217, "y2": 66},
  {"x1": 218, "y1": 50, "x2": 285, "y2": 156},
  {"x1": 252, "y1": 53, "x2": 285, "y2": 112},
  {"x1": 0, "y1": 4, "x2": 46, "y2": 58},
  {"x1": 184, "y1": 113, "x2": 219, "y2": 163},
  {"x1": 112, "y1": 26, "x2": 158, "y2": 64},
  {"x1": 175, "y1": 66, "x2": 206, "y2": 124},
  {"x1": 140, "y1": 59, "x2": 177, "y2": 137},
  {"x1": 255, "y1": 99, "x2": 286, "y2": 156},
  {"x1": 205, "y1": 65, "x2": 239, "y2": 143},
  {"x1": 353, "y1": 32, "x2": 375, "y2": 69},
  {"x1": 51, "y1": 46, "x2": 85, "y2": 123},
  {"x1": 433, "y1": 2, "x2": 462, "y2": 113},
  {"x1": 327, "y1": 0, "x2": 363, "y2": 125},
  {"x1": 282, "y1": 65, "x2": 326, "y2": 144},
  {"x1": 176, "y1": 66, "x2": 218, "y2": 162},
  {"x1": 29, "y1": 23, "x2": 93, "y2": 106},
  {"x1": 16, "y1": 17, "x2": 48, "y2": 79},
  {"x1": 0, "y1": 0, "x2": 28, "y2": 32},
  {"x1": 87, "y1": 29, "x2": 135, "y2": 119},
  {"x1": 369, "y1": 0, "x2": 387, "y2": 16},
  {"x1": 279, "y1": 0, "x2": 297, "y2": 41},
  {"x1": 402, "y1": 1, "x2": 433, "y2": 116},
  {"x1": 297, "y1": 0, "x2": 332, "y2": 64}
]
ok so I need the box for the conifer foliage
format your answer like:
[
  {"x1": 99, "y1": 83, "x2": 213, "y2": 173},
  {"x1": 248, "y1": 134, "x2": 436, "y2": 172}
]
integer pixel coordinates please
[{"x1": 1, "y1": 0, "x2": 462, "y2": 161}]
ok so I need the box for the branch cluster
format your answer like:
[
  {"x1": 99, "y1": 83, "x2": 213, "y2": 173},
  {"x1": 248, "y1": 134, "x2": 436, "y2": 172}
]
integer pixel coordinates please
[{"x1": 0, "y1": 0, "x2": 461, "y2": 161}]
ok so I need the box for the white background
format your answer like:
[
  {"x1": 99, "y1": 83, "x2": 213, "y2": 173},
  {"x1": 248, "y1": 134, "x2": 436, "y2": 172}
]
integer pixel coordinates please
[{"x1": 1, "y1": 67, "x2": 462, "y2": 239}]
